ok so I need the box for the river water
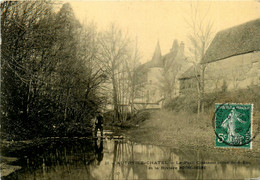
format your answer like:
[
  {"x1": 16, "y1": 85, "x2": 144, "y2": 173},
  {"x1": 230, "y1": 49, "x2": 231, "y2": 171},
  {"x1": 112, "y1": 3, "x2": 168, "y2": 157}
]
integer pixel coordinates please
[{"x1": 4, "y1": 130, "x2": 260, "y2": 180}]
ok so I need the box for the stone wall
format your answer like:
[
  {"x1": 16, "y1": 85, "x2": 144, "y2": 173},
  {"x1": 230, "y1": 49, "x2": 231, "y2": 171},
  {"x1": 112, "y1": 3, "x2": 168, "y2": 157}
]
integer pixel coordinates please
[{"x1": 204, "y1": 51, "x2": 260, "y2": 93}]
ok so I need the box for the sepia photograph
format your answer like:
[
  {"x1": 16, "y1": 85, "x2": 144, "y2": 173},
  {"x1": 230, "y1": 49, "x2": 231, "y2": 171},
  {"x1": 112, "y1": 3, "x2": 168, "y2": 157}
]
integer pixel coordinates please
[{"x1": 1, "y1": 0, "x2": 260, "y2": 179}]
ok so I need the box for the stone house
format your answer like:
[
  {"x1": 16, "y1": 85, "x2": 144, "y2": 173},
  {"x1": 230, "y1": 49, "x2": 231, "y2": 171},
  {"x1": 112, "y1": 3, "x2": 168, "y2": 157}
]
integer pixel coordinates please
[
  {"x1": 134, "y1": 40, "x2": 188, "y2": 109},
  {"x1": 179, "y1": 18, "x2": 260, "y2": 95},
  {"x1": 202, "y1": 18, "x2": 260, "y2": 92}
]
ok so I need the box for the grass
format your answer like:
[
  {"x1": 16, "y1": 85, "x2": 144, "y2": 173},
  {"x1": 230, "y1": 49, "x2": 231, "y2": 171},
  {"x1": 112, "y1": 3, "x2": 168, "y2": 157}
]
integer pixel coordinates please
[
  {"x1": 125, "y1": 109, "x2": 260, "y2": 155},
  {"x1": 127, "y1": 110, "x2": 213, "y2": 147}
]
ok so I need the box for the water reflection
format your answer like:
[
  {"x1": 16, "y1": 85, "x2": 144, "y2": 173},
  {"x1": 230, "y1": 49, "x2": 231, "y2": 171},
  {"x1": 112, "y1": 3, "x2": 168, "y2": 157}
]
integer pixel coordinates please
[
  {"x1": 95, "y1": 139, "x2": 104, "y2": 165},
  {"x1": 4, "y1": 132, "x2": 260, "y2": 180}
]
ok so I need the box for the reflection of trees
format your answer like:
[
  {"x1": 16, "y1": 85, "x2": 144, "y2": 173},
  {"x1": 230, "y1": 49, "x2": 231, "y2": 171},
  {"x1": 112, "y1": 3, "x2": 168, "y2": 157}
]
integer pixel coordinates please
[
  {"x1": 174, "y1": 149, "x2": 204, "y2": 179},
  {"x1": 13, "y1": 139, "x2": 97, "y2": 179},
  {"x1": 175, "y1": 148, "x2": 255, "y2": 179},
  {"x1": 111, "y1": 140, "x2": 148, "y2": 180},
  {"x1": 111, "y1": 140, "x2": 117, "y2": 180},
  {"x1": 8, "y1": 138, "x2": 259, "y2": 179},
  {"x1": 195, "y1": 150, "x2": 203, "y2": 180}
]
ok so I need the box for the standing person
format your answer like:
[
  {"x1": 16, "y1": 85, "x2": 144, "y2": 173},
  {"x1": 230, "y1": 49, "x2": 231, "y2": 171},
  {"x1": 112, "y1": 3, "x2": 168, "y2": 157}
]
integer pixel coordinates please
[{"x1": 94, "y1": 113, "x2": 103, "y2": 137}]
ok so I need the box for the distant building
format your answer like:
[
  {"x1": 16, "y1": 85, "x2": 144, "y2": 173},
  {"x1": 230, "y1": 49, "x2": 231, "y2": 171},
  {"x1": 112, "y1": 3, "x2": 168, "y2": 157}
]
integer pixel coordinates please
[
  {"x1": 178, "y1": 18, "x2": 260, "y2": 95},
  {"x1": 135, "y1": 40, "x2": 188, "y2": 109},
  {"x1": 162, "y1": 40, "x2": 189, "y2": 98},
  {"x1": 178, "y1": 65, "x2": 200, "y2": 95},
  {"x1": 134, "y1": 41, "x2": 163, "y2": 109}
]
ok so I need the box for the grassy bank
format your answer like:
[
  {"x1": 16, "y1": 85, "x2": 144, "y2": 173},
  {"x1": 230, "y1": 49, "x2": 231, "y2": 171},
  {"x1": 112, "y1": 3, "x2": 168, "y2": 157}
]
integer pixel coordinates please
[
  {"x1": 125, "y1": 109, "x2": 260, "y2": 155},
  {"x1": 104, "y1": 109, "x2": 155, "y2": 129}
]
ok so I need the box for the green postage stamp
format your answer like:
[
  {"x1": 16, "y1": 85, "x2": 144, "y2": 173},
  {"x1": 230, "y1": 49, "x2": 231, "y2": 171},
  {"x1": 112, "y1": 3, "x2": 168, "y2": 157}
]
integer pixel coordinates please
[{"x1": 215, "y1": 103, "x2": 253, "y2": 149}]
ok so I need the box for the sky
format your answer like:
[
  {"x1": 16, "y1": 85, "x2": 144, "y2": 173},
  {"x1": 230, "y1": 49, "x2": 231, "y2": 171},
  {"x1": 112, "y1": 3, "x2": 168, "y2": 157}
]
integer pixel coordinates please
[{"x1": 69, "y1": 1, "x2": 260, "y2": 64}]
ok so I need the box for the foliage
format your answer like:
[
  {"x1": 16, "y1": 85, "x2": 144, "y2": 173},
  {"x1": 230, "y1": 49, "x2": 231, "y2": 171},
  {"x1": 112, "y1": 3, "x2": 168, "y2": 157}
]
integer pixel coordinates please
[
  {"x1": 1, "y1": 2, "x2": 104, "y2": 140},
  {"x1": 131, "y1": 109, "x2": 153, "y2": 124},
  {"x1": 164, "y1": 86, "x2": 260, "y2": 113},
  {"x1": 164, "y1": 95, "x2": 198, "y2": 113},
  {"x1": 203, "y1": 86, "x2": 260, "y2": 112}
]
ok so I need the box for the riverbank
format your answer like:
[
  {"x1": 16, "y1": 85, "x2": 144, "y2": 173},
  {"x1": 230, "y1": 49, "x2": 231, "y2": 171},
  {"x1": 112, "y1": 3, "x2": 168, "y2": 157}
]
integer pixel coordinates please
[
  {"x1": 1, "y1": 109, "x2": 259, "y2": 177},
  {"x1": 124, "y1": 109, "x2": 260, "y2": 156},
  {"x1": 1, "y1": 137, "x2": 77, "y2": 178},
  {"x1": 0, "y1": 156, "x2": 21, "y2": 177},
  {"x1": 0, "y1": 138, "x2": 51, "y2": 177}
]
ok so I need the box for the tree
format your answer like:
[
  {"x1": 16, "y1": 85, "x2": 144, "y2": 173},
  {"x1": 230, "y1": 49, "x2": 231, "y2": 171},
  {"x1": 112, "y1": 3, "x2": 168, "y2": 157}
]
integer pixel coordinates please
[
  {"x1": 97, "y1": 24, "x2": 130, "y2": 122},
  {"x1": 97, "y1": 24, "x2": 140, "y2": 122},
  {"x1": 1, "y1": 2, "x2": 105, "y2": 139},
  {"x1": 1, "y1": 1, "x2": 57, "y2": 138},
  {"x1": 124, "y1": 37, "x2": 141, "y2": 115},
  {"x1": 78, "y1": 22, "x2": 108, "y2": 118},
  {"x1": 185, "y1": 2, "x2": 214, "y2": 114}
]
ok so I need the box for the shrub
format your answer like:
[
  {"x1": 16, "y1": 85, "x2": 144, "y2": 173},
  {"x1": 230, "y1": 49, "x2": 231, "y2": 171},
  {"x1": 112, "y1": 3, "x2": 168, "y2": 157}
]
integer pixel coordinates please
[
  {"x1": 164, "y1": 95, "x2": 197, "y2": 113},
  {"x1": 164, "y1": 86, "x2": 260, "y2": 113}
]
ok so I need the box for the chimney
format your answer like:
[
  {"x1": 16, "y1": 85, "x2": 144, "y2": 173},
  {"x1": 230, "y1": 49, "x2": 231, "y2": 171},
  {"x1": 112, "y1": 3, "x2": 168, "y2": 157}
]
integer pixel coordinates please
[{"x1": 171, "y1": 39, "x2": 179, "y2": 52}]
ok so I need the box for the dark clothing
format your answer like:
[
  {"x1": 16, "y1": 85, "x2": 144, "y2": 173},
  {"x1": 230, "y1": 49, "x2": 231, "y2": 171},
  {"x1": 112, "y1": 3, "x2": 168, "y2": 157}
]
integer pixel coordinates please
[
  {"x1": 95, "y1": 115, "x2": 103, "y2": 128},
  {"x1": 94, "y1": 115, "x2": 103, "y2": 137}
]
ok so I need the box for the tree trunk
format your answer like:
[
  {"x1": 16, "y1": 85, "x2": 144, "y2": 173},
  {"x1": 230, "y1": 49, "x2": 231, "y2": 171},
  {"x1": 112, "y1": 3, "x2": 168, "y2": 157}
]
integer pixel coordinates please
[
  {"x1": 26, "y1": 79, "x2": 32, "y2": 116},
  {"x1": 197, "y1": 79, "x2": 201, "y2": 115},
  {"x1": 112, "y1": 72, "x2": 119, "y2": 123},
  {"x1": 64, "y1": 88, "x2": 71, "y2": 122},
  {"x1": 201, "y1": 65, "x2": 206, "y2": 113}
]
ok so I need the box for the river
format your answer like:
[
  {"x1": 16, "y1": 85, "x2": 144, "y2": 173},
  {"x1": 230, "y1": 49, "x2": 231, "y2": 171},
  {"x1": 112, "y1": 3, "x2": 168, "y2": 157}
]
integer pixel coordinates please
[{"x1": 4, "y1": 130, "x2": 260, "y2": 179}]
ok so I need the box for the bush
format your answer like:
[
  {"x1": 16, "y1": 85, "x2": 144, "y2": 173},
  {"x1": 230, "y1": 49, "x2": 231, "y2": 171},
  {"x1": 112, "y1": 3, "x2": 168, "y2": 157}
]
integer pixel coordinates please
[
  {"x1": 204, "y1": 86, "x2": 260, "y2": 112},
  {"x1": 132, "y1": 109, "x2": 153, "y2": 124},
  {"x1": 103, "y1": 110, "x2": 114, "y2": 125},
  {"x1": 164, "y1": 95, "x2": 198, "y2": 113},
  {"x1": 164, "y1": 86, "x2": 260, "y2": 113},
  {"x1": 55, "y1": 122, "x2": 92, "y2": 137}
]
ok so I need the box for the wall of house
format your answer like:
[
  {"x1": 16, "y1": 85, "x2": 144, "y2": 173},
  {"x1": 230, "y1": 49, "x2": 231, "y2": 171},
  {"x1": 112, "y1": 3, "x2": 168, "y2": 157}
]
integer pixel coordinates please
[
  {"x1": 146, "y1": 67, "x2": 164, "y2": 103},
  {"x1": 204, "y1": 51, "x2": 260, "y2": 93},
  {"x1": 179, "y1": 77, "x2": 198, "y2": 95}
]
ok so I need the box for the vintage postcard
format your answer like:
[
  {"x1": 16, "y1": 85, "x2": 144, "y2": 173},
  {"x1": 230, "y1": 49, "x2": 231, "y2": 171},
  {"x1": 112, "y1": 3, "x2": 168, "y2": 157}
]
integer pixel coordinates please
[{"x1": 1, "y1": 1, "x2": 259, "y2": 179}]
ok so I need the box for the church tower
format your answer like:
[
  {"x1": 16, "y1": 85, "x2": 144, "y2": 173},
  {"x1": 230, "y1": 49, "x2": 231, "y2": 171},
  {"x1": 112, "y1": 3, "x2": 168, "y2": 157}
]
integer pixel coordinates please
[{"x1": 151, "y1": 41, "x2": 162, "y2": 67}]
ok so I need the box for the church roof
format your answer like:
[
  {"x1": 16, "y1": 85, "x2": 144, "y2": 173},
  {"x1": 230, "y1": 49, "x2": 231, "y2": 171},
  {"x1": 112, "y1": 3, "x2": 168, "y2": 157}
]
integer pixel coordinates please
[
  {"x1": 141, "y1": 41, "x2": 163, "y2": 68},
  {"x1": 151, "y1": 40, "x2": 162, "y2": 63},
  {"x1": 201, "y1": 18, "x2": 260, "y2": 64}
]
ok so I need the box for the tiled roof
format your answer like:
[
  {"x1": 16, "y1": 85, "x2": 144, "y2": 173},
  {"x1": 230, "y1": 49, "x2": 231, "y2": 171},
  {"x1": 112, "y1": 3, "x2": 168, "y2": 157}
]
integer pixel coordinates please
[{"x1": 202, "y1": 18, "x2": 260, "y2": 64}]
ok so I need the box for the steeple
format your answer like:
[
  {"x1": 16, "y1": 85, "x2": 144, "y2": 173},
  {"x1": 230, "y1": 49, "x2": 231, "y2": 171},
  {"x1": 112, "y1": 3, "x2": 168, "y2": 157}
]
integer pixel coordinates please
[{"x1": 151, "y1": 40, "x2": 162, "y2": 63}]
